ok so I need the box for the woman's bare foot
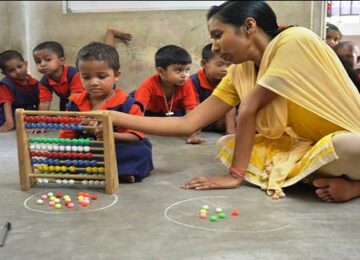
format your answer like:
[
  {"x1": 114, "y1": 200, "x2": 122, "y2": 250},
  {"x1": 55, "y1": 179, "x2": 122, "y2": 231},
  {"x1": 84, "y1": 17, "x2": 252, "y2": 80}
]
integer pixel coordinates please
[
  {"x1": 313, "y1": 178, "x2": 360, "y2": 202},
  {"x1": 181, "y1": 175, "x2": 243, "y2": 190}
]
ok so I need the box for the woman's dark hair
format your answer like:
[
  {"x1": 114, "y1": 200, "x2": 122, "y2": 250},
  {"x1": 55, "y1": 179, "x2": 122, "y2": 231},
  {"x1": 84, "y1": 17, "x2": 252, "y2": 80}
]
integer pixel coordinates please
[{"x1": 207, "y1": 1, "x2": 283, "y2": 39}]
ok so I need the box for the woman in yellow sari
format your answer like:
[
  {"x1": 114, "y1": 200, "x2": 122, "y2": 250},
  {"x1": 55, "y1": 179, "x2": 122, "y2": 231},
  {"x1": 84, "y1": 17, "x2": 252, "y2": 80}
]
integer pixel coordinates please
[{"x1": 109, "y1": 1, "x2": 360, "y2": 202}]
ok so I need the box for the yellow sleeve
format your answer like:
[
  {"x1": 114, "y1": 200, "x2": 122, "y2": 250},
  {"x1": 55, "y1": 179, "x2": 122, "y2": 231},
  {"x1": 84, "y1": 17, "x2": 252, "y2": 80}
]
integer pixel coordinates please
[{"x1": 212, "y1": 72, "x2": 240, "y2": 107}]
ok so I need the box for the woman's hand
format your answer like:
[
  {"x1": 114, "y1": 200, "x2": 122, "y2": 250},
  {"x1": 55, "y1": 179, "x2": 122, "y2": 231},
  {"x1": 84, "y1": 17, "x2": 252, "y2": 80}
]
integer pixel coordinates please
[
  {"x1": 181, "y1": 174, "x2": 243, "y2": 190},
  {"x1": 186, "y1": 133, "x2": 207, "y2": 145}
]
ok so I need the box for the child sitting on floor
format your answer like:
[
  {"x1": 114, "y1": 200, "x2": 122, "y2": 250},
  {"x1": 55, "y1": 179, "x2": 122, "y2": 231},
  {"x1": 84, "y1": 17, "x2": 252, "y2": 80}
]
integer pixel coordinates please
[
  {"x1": 0, "y1": 50, "x2": 39, "y2": 132},
  {"x1": 59, "y1": 42, "x2": 154, "y2": 183},
  {"x1": 189, "y1": 43, "x2": 236, "y2": 134},
  {"x1": 33, "y1": 41, "x2": 84, "y2": 111},
  {"x1": 133, "y1": 45, "x2": 205, "y2": 144}
]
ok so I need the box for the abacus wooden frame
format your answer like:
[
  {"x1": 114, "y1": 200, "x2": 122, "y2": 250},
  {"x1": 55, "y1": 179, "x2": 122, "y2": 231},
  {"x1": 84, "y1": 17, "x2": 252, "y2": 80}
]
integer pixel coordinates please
[{"x1": 15, "y1": 109, "x2": 119, "y2": 194}]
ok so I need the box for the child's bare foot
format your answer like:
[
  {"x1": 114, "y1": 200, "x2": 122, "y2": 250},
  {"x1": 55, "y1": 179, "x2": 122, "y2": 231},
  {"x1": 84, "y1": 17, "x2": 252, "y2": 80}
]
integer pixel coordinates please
[
  {"x1": 119, "y1": 175, "x2": 135, "y2": 183},
  {"x1": 313, "y1": 178, "x2": 360, "y2": 203},
  {"x1": 106, "y1": 26, "x2": 132, "y2": 45}
]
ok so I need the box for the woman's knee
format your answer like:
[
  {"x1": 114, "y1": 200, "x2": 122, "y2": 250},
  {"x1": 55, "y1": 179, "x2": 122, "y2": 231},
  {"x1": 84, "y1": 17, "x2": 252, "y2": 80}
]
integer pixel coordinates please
[{"x1": 332, "y1": 132, "x2": 360, "y2": 158}]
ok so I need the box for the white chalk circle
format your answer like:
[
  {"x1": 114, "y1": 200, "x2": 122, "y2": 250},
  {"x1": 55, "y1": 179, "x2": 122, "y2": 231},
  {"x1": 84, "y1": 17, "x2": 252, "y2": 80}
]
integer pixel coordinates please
[
  {"x1": 164, "y1": 196, "x2": 293, "y2": 233},
  {"x1": 24, "y1": 188, "x2": 118, "y2": 214}
]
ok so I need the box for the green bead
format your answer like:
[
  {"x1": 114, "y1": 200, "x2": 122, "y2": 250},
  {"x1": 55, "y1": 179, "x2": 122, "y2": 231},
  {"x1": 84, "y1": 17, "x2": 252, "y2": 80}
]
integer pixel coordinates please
[
  {"x1": 29, "y1": 137, "x2": 35, "y2": 143},
  {"x1": 85, "y1": 139, "x2": 91, "y2": 145},
  {"x1": 209, "y1": 215, "x2": 218, "y2": 222},
  {"x1": 73, "y1": 139, "x2": 79, "y2": 145},
  {"x1": 65, "y1": 139, "x2": 71, "y2": 144},
  {"x1": 218, "y1": 212, "x2": 226, "y2": 218},
  {"x1": 59, "y1": 139, "x2": 65, "y2": 144},
  {"x1": 79, "y1": 139, "x2": 86, "y2": 144}
]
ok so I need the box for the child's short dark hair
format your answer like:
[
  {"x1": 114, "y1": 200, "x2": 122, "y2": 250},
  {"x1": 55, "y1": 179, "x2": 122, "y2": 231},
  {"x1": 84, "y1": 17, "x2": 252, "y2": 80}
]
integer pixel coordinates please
[
  {"x1": 33, "y1": 41, "x2": 65, "y2": 58},
  {"x1": 0, "y1": 50, "x2": 24, "y2": 71},
  {"x1": 201, "y1": 43, "x2": 214, "y2": 61},
  {"x1": 326, "y1": 23, "x2": 342, "y2": 39},
  {"x1": 76, "y1": 42, "x2": 120, "y2": 71},
  {"x1": 155, "y1": 45, "x2": 192, "y2": 69}
]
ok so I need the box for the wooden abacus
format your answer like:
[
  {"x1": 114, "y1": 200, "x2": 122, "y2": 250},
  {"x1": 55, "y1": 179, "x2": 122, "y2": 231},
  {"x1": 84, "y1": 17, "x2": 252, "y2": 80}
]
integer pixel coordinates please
[{"x1": 15, "y1": 109, "x2": 119, "y2": 194}]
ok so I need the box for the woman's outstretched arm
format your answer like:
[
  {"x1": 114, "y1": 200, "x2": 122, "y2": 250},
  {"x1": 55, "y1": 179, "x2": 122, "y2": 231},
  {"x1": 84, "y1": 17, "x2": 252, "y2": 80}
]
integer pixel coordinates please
[{"x1": 110, "y1": 95, "x2": 233, "y2": 136}]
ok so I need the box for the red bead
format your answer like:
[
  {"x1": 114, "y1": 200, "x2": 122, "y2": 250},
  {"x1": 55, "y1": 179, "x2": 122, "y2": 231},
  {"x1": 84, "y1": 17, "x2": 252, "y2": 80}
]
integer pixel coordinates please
[
  {"x1": 63, "y1": 117, "x2": 70, "y2": 123},
  {"x1": 30, "y1": 151, "x2": 37, "y2": 157},
  {"x1": 85, "y1": 153, "x2": 93, "y2": 159},
  {"x1": 231, "y1": 209, "x2": 240, "y2": 216},
  {"x1": 81, "y1": 201, "x2": 89, "y2": 207},
  {"x1": 24, "y1": 116, "x2": 30, "y2": 122},
  {"x1": 78, "y1": 153, "x2": 85, "y2": 159},
  {"x1": 91, "y1": 195, "x2": 97, "y2": 200},
  {"x1": 56, "y1": 192, "x2": 63, "y2": 198},
  {"x1": 84, "y1": 192, "x2": 90, "y2": 198}
]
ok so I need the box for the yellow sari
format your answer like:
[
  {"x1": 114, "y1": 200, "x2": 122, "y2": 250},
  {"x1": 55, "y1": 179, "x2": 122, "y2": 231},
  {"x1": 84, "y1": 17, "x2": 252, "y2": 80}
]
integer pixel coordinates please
[{"x1": 213, "y1": 27, "x2": 360, "y2": 199}]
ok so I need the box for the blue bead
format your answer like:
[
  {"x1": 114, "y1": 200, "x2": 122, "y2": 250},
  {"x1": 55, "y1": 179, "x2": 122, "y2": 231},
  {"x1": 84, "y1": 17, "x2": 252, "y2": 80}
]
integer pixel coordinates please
[
  {"x1": 90, "y1": 160, "x2": 97, "y2": 167},
  {"x1": 65, "y1": 159, "x2": 72, "y2": 166},
  {"x1": 54, "y1": 159, "x2": 60, "y2": 165},
  {"x1": 47, "y1": 123, "x2": 54, "y2": 129},
  {"x1": 72, "y1": 160, "x2": 79, "y2": 167},
  {"x1": 64, "y1": 124, "x2": 71, "y2": 129},
  {"x1": 25, "y1": 123, "x2": 32, "y2": 129},
  {"x1": 48, "y1": 159, "x2": 54, "y2": 165},
  {"x1": 78, "y1": 160, "x2": 84, "y2": 167},
  {"x1": 31, "y1": 158, "x2": 38, "y2": 164},
  {"x1": 43, "y1": 159, "x2": 49, "y2": 164},
  {"x1": 53, "y1": 124, "x2": 60, "y2": 129},
  {"x1": 59, "y1": 123, "x2": 65, "y2": 129},
  {"x1": 77, "y1": 124, "x2": 84, "y2": 131}
]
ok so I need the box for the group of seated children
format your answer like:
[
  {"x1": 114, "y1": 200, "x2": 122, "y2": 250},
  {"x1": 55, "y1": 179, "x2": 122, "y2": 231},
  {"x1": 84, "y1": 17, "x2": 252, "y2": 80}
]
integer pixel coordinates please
[
  {"x1": 0, "y1": 42, "x2": 84, "y2": 131},
  {"x1": 0, "y1": 28, "x2": 233, "y2": 182}
]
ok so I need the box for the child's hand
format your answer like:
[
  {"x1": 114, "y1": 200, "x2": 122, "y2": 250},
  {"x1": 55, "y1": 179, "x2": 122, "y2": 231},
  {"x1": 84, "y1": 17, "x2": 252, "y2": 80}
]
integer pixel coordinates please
[
  {"x1": 81, "y1": 117, "x2": 103, "y2": 140},
  {"x1": 186, "y1": 134, "x2": 207, "y2": 145},
  {"x1": 107, "y1": 26, "x2": 132, "y2": 45}
]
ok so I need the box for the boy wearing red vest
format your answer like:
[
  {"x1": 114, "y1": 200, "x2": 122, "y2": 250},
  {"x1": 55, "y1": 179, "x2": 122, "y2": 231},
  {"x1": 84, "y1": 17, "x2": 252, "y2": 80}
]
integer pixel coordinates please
[
  {"x1": 0, "y1": 50, "x2": 39, "y2": 132},
  {"x1": 133, "y1": 45, "x2": 205, "y2": 144},
  {"x1": 33, "y1": 41, "x2": 84, "y2": 111},
  {"x1": 60, "y1": 42, "x2": 153, "y2": 183},
  {"x1": 189, "y1": 43, "x2": 236, "y2": 134}
]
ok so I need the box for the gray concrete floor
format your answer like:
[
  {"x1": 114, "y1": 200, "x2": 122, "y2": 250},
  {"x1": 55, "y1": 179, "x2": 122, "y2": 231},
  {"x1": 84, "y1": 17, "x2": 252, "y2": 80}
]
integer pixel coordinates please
[{"x1": 0, "y1": 130, "x2": 360, "y2": 260}]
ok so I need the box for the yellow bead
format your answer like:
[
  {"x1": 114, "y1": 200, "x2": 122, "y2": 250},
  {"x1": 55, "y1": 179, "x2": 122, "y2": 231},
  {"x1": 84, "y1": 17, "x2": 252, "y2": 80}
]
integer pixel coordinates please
[
  {"x1": 86, "y1": 167, "x2": 92, "y2": 173},
  {"x1": 54, "y1": 166, "x2": 61, "y2": 172},
  {"x1": 61, "y1": 166, "x2": 67, "y2": 172},
  {"x1": 92, "y1": 167, "x2": 98, "y2": 173},
  {"x1": 69, "y1": 166, "x2": 76, "y2": 172},
  {"x1": 98, "y1": 167, "x2": 105, "y2": 173}
]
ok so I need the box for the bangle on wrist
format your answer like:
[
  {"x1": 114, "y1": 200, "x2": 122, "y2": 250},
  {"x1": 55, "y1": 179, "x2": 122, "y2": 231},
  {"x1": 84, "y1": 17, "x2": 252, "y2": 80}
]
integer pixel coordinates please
[{"x1": 229, "y1": 166, "x2": 247, "y2": 178}]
